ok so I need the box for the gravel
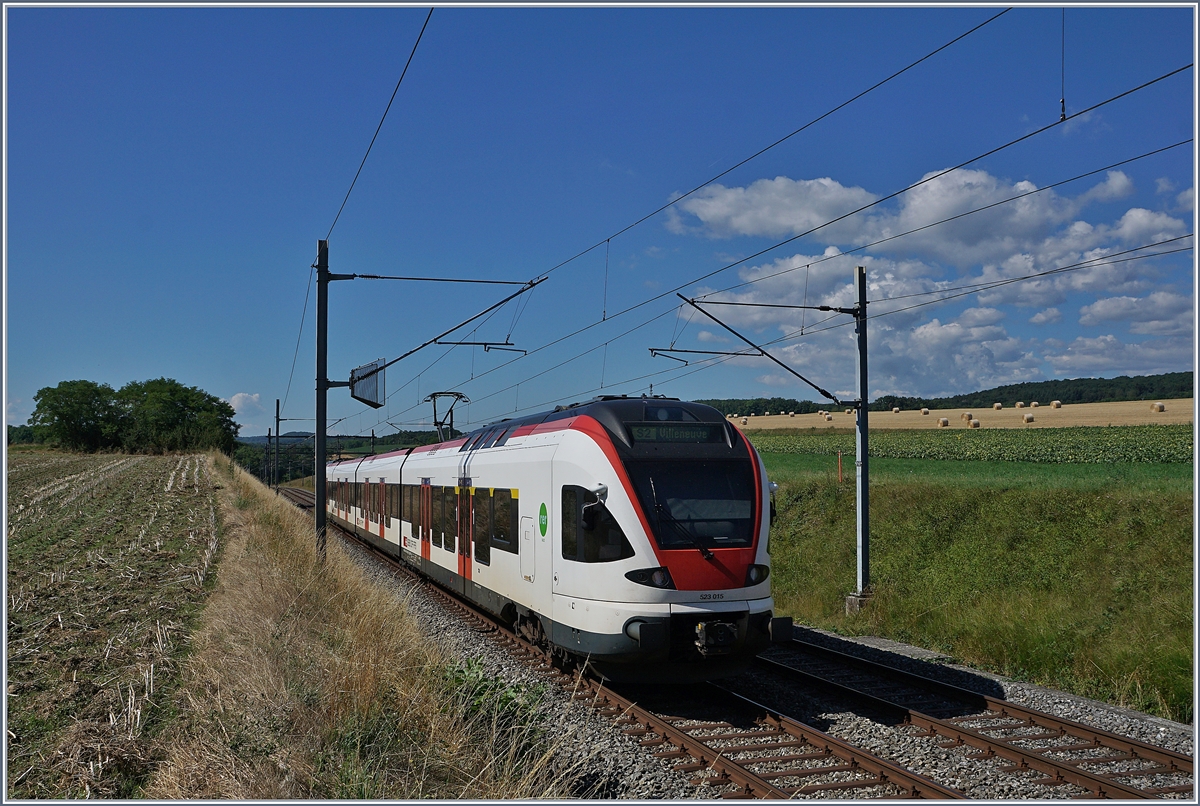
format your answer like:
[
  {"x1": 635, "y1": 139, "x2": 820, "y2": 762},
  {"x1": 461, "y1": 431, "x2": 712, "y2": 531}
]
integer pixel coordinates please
[{"x1": 339, "y1": 535, "x2": 1194, "y2": 799}]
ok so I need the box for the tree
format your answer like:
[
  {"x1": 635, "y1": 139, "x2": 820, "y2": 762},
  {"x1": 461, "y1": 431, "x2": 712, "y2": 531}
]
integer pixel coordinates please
[
  {"x1": 117, "y1": 378, "x2": 239, "y2": 454},
  {"x1": 29, "y1": 380, "x2": 122, "y2": 451}
]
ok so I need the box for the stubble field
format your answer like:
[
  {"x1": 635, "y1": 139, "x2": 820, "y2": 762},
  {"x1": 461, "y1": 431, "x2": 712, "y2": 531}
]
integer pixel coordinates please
[
  {"x1": 6, "y1": 451, "x2": 220, "y2": 798},
  {"x1": 736, "y1": 397, "x2": 1194, "y2": 430}
]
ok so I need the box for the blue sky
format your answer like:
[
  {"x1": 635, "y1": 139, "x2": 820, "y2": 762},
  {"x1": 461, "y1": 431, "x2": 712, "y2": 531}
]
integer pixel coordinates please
[{"x1": 5, "y1": 5, "x2": 1195, "y2": 438}]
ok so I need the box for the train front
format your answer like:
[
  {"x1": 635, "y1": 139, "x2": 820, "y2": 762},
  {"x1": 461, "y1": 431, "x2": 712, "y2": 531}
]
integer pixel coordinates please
[{"x1": 554, "y1": 398, "x2": 790, "y2": 682}]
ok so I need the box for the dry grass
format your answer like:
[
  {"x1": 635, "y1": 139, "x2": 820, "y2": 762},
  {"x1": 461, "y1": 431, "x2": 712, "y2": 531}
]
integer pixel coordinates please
[
  {"x1": 145, "y1": 454, "x2": 586, "y2": 799},
  {"x1": 737, "y1": 398, "x2": 1194, "y2": 431}
]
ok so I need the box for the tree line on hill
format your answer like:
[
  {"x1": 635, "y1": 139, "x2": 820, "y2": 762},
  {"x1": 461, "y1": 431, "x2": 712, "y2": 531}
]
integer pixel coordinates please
[
  {"x1": 232, "y1": 428, "x2": 461, "y2": 485},
  {"x1": 8, "y1": 378, "x2": 238, "y2": 454},
  {"x1": 693, "y1": 372, "x2": 1193, "y2": 416}
]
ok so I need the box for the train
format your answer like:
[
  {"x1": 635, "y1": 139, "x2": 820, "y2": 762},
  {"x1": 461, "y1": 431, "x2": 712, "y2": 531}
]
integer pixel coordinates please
[{"x1": 324, "y1": 395, "x2": 791, "y2": 682}]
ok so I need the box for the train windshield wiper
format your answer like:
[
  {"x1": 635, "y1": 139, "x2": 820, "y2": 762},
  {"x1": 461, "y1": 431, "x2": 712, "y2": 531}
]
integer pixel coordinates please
[{"x1": 649, "y1": 476, "x2": 714, "y2": 560}]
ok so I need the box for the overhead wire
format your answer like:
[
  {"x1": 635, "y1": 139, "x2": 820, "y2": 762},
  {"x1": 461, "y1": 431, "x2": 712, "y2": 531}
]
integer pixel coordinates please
[
  {"x1": 326, "y1": 8, "x2": 434, "y2": 241},
  {"x1": 532, "y1": 8, "x2": 1013, "y2": 282},
  {"x1": 699, "y1": 138, "x2": 1192, "y2": 300},
  {"x1": 334, "y1": 56, "x2": 1192, "y2": 437}
]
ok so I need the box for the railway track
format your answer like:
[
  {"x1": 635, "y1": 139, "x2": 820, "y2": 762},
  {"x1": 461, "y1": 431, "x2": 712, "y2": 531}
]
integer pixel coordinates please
[
  {"x1": 276, "y1": 486, "x2": 1191, "y2": 799},
  {"x1": 743, "y1": 640, "x2": 1194, "y2": 799}
]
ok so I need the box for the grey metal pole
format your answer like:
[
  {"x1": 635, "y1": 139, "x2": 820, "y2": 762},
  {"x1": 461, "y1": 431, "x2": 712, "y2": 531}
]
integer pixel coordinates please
[
  {"x1": 274, "y1": 399, "x2": 281, "y2": 490},
  {"x1": 854, "y1": 265, "x2": 870, "y2": 598},
  {"x1": 315, "y1": 240, "x2": 329, "y2": 564}
]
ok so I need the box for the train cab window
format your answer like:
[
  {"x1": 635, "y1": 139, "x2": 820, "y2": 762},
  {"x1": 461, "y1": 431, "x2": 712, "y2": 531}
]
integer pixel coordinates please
[
  {"x1": 442, "y1": 487, "x2": 457, "y2": 552},
  {"x1": 561, "y1": 485, "x2": 635, "y2": 563},
  {"x1": 473, "y1": 490, "x2": 491, "y2": 565},
  {"x1": 625, "y1": 460, "x2": 756, "y2": 549},
  {"x1": 492, "y1": 489, "x2": 518, "y2": 554}
]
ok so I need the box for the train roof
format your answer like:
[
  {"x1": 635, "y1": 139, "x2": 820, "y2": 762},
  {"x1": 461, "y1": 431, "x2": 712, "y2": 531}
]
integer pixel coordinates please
[{"x1": 328, "y1": 396, "x2": 734, "y2": 469}]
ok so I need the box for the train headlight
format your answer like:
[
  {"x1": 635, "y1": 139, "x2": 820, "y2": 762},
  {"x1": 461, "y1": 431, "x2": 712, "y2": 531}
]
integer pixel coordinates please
[
  {"x1": 625, "y1": 567, "x2": 676, "y2": 589},
  {"x1": 745, "y1": 564, "x2": 770, "y2": 585}
]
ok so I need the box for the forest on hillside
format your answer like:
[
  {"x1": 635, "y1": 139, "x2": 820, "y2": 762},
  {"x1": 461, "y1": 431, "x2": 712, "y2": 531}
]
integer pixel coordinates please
[{"x1": 693, "y1": 372, "x2": 1193, "y2": 415}]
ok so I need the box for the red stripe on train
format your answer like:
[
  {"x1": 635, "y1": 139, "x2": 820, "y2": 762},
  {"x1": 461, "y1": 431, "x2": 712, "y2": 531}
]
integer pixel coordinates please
[{"x1": 568, "y1": 415, "x2": 758, "y2": 591}]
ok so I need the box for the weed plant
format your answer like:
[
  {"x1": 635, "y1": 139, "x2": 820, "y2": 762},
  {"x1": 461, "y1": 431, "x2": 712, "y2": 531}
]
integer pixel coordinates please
[{"x1": 765, "y1": 460, "x2": 1193, "y2": 723}]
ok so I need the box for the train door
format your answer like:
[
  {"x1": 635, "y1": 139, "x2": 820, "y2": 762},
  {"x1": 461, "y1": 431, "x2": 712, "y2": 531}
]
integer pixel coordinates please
[
  {"x1": 378, "y1": 480, "x2": 386, "y2": 539},
  {"x1": 458, "y1": 487, "x2": 472, "y2": 582},
  {"x1": 520, "y1": 515, "x2": 535, "y2": 582},
  {"x1": 420, "y1": 483, "x2": 431, "y2": 561}
]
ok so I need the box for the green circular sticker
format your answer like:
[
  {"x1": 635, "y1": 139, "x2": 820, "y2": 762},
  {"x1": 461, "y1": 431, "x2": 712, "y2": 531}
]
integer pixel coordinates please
[{"x1": 539, "y1": 502, "x2": 548, "y2": 536}]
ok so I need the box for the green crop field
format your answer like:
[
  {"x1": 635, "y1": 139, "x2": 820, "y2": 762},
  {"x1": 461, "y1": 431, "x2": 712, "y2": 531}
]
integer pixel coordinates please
[
  {"x1": 753, "y1": 430, "x2": 1194, "y2": 723},
  {"x1": 748, "y1": 423, "x2": 1193, "y2": 464}
]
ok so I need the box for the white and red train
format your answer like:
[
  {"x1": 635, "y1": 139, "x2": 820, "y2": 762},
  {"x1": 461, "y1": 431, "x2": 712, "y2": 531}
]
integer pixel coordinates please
[{"x1": 325, "y1": 395, "x2": 790, "y2": 681}]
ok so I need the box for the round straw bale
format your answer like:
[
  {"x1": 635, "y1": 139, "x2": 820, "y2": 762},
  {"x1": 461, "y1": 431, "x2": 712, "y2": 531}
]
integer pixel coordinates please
[
  {"x1": 789, "y1": 411, "x2": 795, "y2": 417},
  {"x1": 993, "y1": 402, "x2": 1002, "y2": 410},
  {"x1": 1030, "y1": 401, "x2": 1039, "y2": 408},
  {"x1": 824, "y1": 414, "x2": 833, "y2": 421},
  {"x1": 921, "y1": 408, "x2": 930, "y2": 415},
  {"x1": 1016, "y1": 401, "x2": 1025, "y2": 408},
  {"x1": 1023, "y1": 413, "x2": 1035, "y2": 423},
  {"x1": 741, "y1": 417, "x2": 748, "y2": 425},
  {"x1": 1051, "y1": 400, "x2": 1062, "y2": 408},
  {"x1": 845, "y1": 408, "x2": 853, "y2": 415},
  {"x1": 961, "y1": 411, "x2": 973, "y2": 421},
  {"x1": 892, "y1": 407, "x2": 900, "y2": 414},
  {"x1": 937, "y1": 418, "x2": 949, "y2": 427},
  {"x1": 1151, "y1": 402, "x2": 1165, "y2": 412},
  {"x1": 970, "y1": 419, "x2": 981, "y2": 428}
]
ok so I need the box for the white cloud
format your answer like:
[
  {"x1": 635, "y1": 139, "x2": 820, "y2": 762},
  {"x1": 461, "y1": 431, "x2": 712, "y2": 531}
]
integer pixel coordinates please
[
  {"x1": 1078, "y1": 291, "x2": 1193, "y2": 336},
  {"x1": 1029, "y1": 308, "x2": 1061, "y2": 325},
  {"x1": 696, "y1": 330, "x2": 729, "y2": 343},
  {"x1": 956, "y1": 307, "x2": 1005, "y2": 328},
  {"x1": 1156, "y1": 177, "x2": 1176, "y2": 194},
  {"x1": 1111, "y1": 208, "x2": 1188, "y2": 244},
  {"x1": 6, "y1": 398, "x2": 28, "y2": 426},
  {"x1": 755, "y1": 373, "x2": 794, "y2": 388},
  {"x1": 228, "y1": 392, "x2": 264, "y2": 417},
  {"x1": 1044, "y1": 334, "x2": 1194, "y2": 375},
  {"x1": 1177, "y1": 188, "x2": 1195, "y2": 213},
  {"x1": 673, "y1": 176, "x2": 877, "y2": 240}
]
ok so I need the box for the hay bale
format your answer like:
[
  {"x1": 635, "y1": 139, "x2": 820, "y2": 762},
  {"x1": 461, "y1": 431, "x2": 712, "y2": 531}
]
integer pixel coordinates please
[
  {"x1": 961, "y1": 411, "x2": 973, "y2": 421},
  {"x1": 937, "y1": 418, "x2": 949, "y2": 427},
  {"x1": 1152, "y1": 402, "x2": 1165, "y2": 412},
  {"x1": 741, "y1": 417, "x2": 748, "y2": 425},
  {"x1": 789, "y1": 411, "x2": 795, "y2": 417},
  {"x1": 970, "y1": 419, "x2": 981, "y2": 428},
  {"x1": 1051, "y1": 400, "x2": 1062, "y2": 408},
  {"x1": 1023, "y1": 413, "x2": 1035, "y2": 423},
  {"x1": 845, "y1": 408, "x2": 853, "y2": 415},
  {"x1": 921, "y1": 408, "x2": 929, "y2": 415},
  {"x1": 993, "y1": 403, "x2": 1002, "y2": 410},
  {"x1": 1030, "y1": 401, "x2": 1039, "y2": 408},
  {"x1": 1016, "y1": 401, "x2": 1025, "y2": 408},
  {"x1": 824, "y1": 414, "x2": 833, "y2": 422},
  {"x1": 892, "y1": 407, "x2": 900, "y2": 414}
]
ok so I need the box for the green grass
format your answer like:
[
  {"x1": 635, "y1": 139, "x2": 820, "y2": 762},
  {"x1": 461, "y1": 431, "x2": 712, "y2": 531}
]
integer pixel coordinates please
[
  {"x1": 761, "y1": 452, "x2": 1194, "y2": 492},
  {"x1": 763, "y1": 454, "x2": 1194, "y2": 723}
]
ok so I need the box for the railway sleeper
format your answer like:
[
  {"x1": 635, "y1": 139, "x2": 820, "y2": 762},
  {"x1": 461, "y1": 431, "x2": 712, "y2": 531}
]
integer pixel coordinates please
[{"x1": 792, "y1": 776, "x2": 888, "y2": 796}]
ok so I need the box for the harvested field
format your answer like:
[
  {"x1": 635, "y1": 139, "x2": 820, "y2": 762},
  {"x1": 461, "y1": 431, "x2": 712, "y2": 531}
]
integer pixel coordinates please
[
  {"x1": 736, "y1": 397, "x2": 1194, "y2": 430},
  {"x1": 6, "y1": 450, "x2": 220, "y2": 798}
]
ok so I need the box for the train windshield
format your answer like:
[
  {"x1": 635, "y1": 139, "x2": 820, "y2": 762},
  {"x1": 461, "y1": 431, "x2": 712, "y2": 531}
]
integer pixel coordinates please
[{"x1": 624, "y1": 460, "x2": 756, "y2": 549}]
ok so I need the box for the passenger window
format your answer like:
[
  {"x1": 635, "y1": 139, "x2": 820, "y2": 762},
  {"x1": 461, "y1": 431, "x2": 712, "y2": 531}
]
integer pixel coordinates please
[
  {"x1": 561, "y1": 485, "x2": 635, "y2": 563},
  {"x1": 430, "y1": 487, "x2": 443, "y2": 549},
  {"x1": 443, "y1": 487, "x2": 457, "y2": 552},
  {"x1": 474, "y1": 490, "x2": 491, "y2": 565},
  {"x1": 492, "y1": 489, "x2": 518, "y2": 554}
]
